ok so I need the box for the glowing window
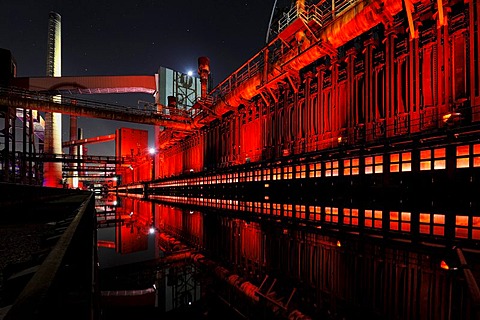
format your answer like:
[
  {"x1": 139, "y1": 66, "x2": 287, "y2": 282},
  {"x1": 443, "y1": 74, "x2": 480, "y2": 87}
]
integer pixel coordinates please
[
  {"x1": 263, "y1": 168, "x2": 271, "y2": 181},
  {"x1": 273, "y1": 167, "x2": 281, "y2": 180},
  {"x1": 455, "y1": 215, "x2": 469, "y2": 238},
  {"x1": 273, "y1": 203, "x2": 281, "y2": 216},
  {"x1": 263, "y1": 202, "x2": 271, "y2": 214},
  {"x1": 283, "y1": 204, "x2": 293, "y2": 217},
  {"x1": 456, "y1": 145, "x2": 470, "y2": 168},
  {"x1": 325, "y1": 207, "x2": 339, "y2": 223},
  {"x1": 365, "y1": 155, "x2": 383, "y2": 174},
  {"x1": 295, "y1": 205, "x2": 306, "y2": 219},
  {"x1": 390, "y1": 152, "x2": 411, "y2": 172},
  {"x1": 254, "y1": 170, "x2": 262, "y2": 181},
  {"x1": 295, "y1": 165, "x2": 306, "y2": 179},
  {"x1": 420, "y1": 213, "x2": 445, "y2": 236},
  {"x1": 283, "y1": 166, "x2": 293, "y2": 179},
  {"x1": 434, "y1": 148, "x2": 446, "y2": 169},
  {"x1": 365, "y1": 209, "x2": 373, "y2": 227},
  {"x1": 474, "y1": 144, "x2": 480, "y2": 167},
  {"x1": 433, "y1": 214, "x2": 445, "y2": 235},
  {"x1": 473, "y1": 217, "x2": 480, "y2": 240},
  {"x1": 343, "y1": 208, "x2": 359, "y2": 226},
  {"x1": 374, "y1": 210, "x2": 383, "y2": 229},
  {"x1": 344, "y1": 159, "x2": 351, "y2": 175},
  {"x1": 365, "y1": 209, "x2": 383, "y2": 228},
  {"x1": 325, "y1": 161, "x2": 339, "y2": 177},
  {"x1": 343, "y1": 158, "x2": 360, "y2": 176},
  {"x1": 309, "y1": 206, "x2": 321, "y2": 221},
  {"x1": 389, "y1": 211, "x2": 411, "y2": 232},
  {"x1": 309, "y1": 162, "x2": 322, "y2": 178},
  {"x1": 420, "y1": 150, "x2": 432, "y2": 170}
]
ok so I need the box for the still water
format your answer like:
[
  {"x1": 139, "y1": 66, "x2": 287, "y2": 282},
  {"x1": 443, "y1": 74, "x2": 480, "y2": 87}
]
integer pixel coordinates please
[
  {"x1": 96, "y1": 195, "x2": 250, "y2": 320},
  {"x1": 95, "y1": 192, "x2": 477, "y2": 320}
]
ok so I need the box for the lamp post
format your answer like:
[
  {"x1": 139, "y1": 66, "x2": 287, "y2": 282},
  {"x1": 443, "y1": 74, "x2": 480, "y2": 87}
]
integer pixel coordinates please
[{"x1": 149, "y1": 147, "x2": 156, "y2": 180}]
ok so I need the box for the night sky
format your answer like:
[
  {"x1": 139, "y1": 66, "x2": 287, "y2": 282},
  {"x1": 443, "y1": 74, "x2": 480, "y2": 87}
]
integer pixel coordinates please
[{"x1": 0, "y1": 0, "x2": 291, "y2": 155}]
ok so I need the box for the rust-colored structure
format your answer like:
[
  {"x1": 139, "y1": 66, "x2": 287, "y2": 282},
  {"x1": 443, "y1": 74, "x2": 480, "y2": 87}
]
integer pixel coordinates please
[
  {"x1": 2, "y1": 0, "x2": 480, "y2": 318},
  {"x1": 129, "y1": 0, "x2": 480, "y2": 319},
  {"x1": 158, "y1": 0, "x2": 479, "y2": 175}
]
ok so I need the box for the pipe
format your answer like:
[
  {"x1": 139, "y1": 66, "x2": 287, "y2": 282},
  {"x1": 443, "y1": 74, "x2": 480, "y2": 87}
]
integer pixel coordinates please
[
  {"x1": 198, "y1": 56, "x2": 210, "y2": 99},
  {"x1": 211, "y1": 0, "x2": 404, "y2": 117}
]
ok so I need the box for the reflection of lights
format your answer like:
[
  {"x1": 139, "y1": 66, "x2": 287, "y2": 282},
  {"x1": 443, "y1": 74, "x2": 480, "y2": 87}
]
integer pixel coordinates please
[
  {"x1": 129, "y1": 211, "x2": 133, "y2": 216},
  {"x1": 128, "y1": 165, "x2": 134, "y2": 170},
  {"x1": 188, "y1": 301, "x2": 192, "y2": 306},
  {"x1": 153, "y1": 284, "x2": 157, "y2": 290},
  {"x1": 189, "y1": 210, "x2": 194, "y2": 214},
  {"x1": 112, "y1": 177, "x2": 118, "y2": 181},
  {"x1": 336, "y1": 240, "x2": 342, "y2": 247},
  {"x1": 113, "y1": 201, "x2": 117, "y2": 206},
  {"x1": 189, "y1": 168, "x2": 194, "y2": 173},
  {"x1": 149, "y1": 227, "x2": 155, "y2": 234}
]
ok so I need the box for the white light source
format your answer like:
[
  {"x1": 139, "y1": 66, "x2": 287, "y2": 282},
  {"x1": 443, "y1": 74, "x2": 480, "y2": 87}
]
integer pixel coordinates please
[
  {"x1": 149, "y1": 227, "x2": 155, "y2": 234},
  {"x1": 187, "y1": 70, "x2": 193, "y2": 76},
  {"x1": 149, "y1": 147, "x2": 156, "y2": 155}
]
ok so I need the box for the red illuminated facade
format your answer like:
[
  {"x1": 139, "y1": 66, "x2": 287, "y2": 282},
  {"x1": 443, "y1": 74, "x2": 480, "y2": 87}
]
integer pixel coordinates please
[
  {"x1": 156, "y1": 0, "x2": 479, "y2": 177},
  {"x1": 115, "y1": 127, "x2": 152, "y2": 184}
]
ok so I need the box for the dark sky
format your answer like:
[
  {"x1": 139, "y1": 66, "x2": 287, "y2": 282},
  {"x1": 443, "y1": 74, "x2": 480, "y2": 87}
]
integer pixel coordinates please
[{"x1": 0, "y1": 0, "x2": 290, "y2": 155}]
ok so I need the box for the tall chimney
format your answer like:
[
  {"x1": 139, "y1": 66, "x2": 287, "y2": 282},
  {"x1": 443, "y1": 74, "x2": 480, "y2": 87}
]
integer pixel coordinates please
[
  {"x1": 43, "y1": 11, "x2": 63, "y2": 188},
  {"x1": 197, "y1": 56, "x2": 210, "y2": 99}
]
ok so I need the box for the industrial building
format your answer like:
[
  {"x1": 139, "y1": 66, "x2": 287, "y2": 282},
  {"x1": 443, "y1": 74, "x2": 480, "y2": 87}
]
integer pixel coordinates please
[{"x1": 1, "y1": 0, "x2": 480, "y2": 319}]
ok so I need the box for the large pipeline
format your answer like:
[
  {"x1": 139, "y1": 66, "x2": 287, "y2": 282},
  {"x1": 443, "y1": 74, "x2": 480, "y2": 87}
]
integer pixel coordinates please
[{"x1": 210, "y1": 0, "x2": 405, "y2": 117}]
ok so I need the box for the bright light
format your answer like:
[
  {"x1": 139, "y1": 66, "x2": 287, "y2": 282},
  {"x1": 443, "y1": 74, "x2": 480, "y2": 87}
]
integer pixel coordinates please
[
  {"x1": 187, "y1": 70, "x2": 193, "y2": 76},
  {"x1": 149, "y1": 227, "x2": 155, "y2": 234},
  {"x1": 149, "y1": 147, "x2": 156, "y2": 155},
  {"x1": 113, "y1": 201, "x2": 117, "y2": 206},
  {"x1": 112, "y1": 177, "x2": 118, "y2": 181}
]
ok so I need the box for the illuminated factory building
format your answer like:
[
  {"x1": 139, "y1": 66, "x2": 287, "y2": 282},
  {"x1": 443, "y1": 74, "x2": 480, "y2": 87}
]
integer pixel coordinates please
[{"x1": 1, "y1": 0, "x2": 480, "y2": 319}]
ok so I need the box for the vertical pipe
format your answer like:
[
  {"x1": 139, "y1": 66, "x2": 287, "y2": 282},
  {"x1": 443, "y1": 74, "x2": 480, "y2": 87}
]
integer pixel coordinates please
[
  {"x1": 28, "y1": 109, "x2": 33, "y2": 184},
  {"x1": 198, "y1": 57, "x2": 210, "y2": 99},
  {"x1": 3, "y1": 108, "x2": 10, "y2": 181},
  {"x1": 22, "y1": 108, "x2": 27, "y2": 183},
  {"x1": 69, "y1": 115, "x2": 78, "y2": 188}
]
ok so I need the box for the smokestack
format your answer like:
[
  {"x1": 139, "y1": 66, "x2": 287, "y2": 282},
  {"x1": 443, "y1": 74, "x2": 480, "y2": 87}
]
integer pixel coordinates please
[
  {"x1": 197, "y1": 56, "x2": 210, "y2": 99},
  {"x1": 43, "y1": 11, "x2": 63, "y2": 188}
]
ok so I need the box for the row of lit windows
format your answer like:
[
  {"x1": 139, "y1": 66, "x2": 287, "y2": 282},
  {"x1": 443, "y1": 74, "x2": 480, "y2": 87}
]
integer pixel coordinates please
[
  {"x1": 148, "y1": 195, "x2": 480, "y2": 241},
  {"x1": 151, "y1": 144, "x2": 480, "y2": 187}
]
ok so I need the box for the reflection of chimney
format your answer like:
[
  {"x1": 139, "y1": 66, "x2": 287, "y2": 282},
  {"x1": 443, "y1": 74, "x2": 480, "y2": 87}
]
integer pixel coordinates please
[{"x1": 197, "y1": 56, "x2": 210, "y2": 99}]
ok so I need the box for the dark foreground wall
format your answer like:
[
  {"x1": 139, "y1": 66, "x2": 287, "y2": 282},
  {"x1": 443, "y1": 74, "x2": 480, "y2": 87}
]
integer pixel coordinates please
[{"x1": 0, "y1": 183, "x2": 98, "y2": 320}]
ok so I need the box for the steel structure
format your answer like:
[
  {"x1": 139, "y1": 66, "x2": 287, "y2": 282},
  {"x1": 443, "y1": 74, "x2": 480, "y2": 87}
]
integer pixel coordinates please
[{"x1": 115, "y1": 0, "x2": 480, "y2": 319}]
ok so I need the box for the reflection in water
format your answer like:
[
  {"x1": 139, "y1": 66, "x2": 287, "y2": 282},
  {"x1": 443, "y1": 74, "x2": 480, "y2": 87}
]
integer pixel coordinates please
[{"x1": 96, "y1": 194, "x2": 479, "y2": 320}]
